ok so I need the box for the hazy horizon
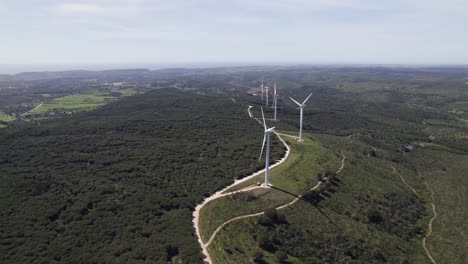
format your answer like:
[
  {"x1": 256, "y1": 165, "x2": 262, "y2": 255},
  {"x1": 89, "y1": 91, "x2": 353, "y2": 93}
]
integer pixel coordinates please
[{"x1": 2, "y1": 62, "x2": 468, "y2": 75}]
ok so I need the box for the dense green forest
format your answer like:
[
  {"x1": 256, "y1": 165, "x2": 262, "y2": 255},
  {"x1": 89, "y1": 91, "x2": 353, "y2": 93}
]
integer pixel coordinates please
[{"x1": 0, "y1": 89, "x2": 284, "y2": 263}]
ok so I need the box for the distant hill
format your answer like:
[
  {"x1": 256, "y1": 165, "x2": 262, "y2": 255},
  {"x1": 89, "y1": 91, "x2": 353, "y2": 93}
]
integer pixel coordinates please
[{"x1": 0, "y1": 69, "x2": 151, "y2": 81}]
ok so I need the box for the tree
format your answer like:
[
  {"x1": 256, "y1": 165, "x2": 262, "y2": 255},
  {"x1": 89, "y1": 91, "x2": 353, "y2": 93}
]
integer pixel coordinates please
[
  {"x1": 275, "y1": 250, "x2": 288, "y2": 263},
  {"x1": 251, "y1": 251, "x2": 266, "y2": 264}
]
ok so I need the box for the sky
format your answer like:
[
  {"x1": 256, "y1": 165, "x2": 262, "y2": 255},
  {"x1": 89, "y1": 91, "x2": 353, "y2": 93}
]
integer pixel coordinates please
[{"x1": 1, "y1": 0, "x2": 468, "y2": 68}]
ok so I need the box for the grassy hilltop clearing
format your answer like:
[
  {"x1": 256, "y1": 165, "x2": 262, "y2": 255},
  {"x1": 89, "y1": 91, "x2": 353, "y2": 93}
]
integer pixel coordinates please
[{"x1": 1, "y1": 66, "x2": 467, "y2": 263}]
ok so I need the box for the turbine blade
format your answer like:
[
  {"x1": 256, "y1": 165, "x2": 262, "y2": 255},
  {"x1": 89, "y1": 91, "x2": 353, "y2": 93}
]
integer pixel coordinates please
[
  {"x1": 274, "y1": 84, "x2": 277, "y2": 95},
  {"x1": 289, "y1": 97, "x2": 301, "y2": 106},
  {"x1": 259, "y1": 133, "x2": 266, "y2": 161},
  {"x1": 261, "y1": 107, "x2": 267, "y2": 130},
  {"x1": 302, "y1": 93, "x2": 313, "y2": 104}
]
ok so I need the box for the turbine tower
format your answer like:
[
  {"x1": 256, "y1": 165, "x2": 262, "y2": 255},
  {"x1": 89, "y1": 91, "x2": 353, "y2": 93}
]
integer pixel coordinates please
[
  {"x1": 259, "y1": 107, "x2": 275, "y2": 187},
  {"x1": 265, "y1": 85, "x2": 269, "y2": 106},
  {"x1": 273, "y1": 84, "x2": 278, "y2": 121},
  {"x1": 289, "y1": 93, "x2": 313, "y2": 142},
  {"x1": 261, "y1": 78, "x2": 264, "y2": 100}
]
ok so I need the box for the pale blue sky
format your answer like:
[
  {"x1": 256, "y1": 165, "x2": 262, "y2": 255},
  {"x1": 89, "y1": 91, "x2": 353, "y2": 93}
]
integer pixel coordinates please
[{"x1": 1, "y1": 0, "x2": 467, "y2": 66}]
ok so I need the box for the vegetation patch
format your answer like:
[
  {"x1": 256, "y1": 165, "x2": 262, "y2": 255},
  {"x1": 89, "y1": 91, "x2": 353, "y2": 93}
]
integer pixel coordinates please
[
  {"x1": 0, "y1": 112, "x2": 13, "y2": 122},
  {"x1": 409, "y1": 148, "x2": 468, "y2": 263}
]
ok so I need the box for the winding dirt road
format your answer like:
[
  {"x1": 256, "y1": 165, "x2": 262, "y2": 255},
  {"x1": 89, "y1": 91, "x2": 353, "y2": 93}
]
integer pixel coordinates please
[
  {"x1": 192, "y1": 122, "x2": 291, "y2": 264},
  {"x1": 391, "y1": 166, "x2": 437, "y2": 264},
  {"x1": 422, "y1": 183, "x2": 438, "y2": 264},
  {"x1": 204, "y1": 151, "x2": 346, "y2": 249},
  {"x1": 193, "y1": 107, "x2": 346, "y2": 263},
  {"x1": 391, "y1": 166, "x2": 419, "y2": 196}
]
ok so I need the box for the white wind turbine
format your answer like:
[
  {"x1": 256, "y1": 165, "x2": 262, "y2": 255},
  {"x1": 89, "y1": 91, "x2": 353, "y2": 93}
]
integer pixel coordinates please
[
  {"x1": 265, "y1": 85, "x2": 269, "y2": 106},
  {"x1": 259, "y1": 107, "x2": 275, "y2": 187},
  {"x1": 289, "y1": 93, "x2": 313, "y2": 142},
  {"x1": 273, "y1": 84, "x2": 278, "y2": 121},
  {"x1": 261, "y1": 78, "x2": 264, "y2": 100}
]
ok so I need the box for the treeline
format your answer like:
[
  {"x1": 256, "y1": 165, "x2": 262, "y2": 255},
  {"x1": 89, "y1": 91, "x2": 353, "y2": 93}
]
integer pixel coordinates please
[{"x1": 0, "y1": 88, "x2": 284, "y2": 263}]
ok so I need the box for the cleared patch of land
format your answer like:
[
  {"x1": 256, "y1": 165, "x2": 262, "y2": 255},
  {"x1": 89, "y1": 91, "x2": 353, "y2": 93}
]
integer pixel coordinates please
[{"x1": 29, "y1": 92, "x2": 115, "y2": 114}]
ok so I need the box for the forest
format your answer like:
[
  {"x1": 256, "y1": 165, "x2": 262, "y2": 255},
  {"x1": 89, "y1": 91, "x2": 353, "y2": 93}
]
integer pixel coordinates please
[{"x1": 0, "y1": 88, "x2": 284, "y2": 263}]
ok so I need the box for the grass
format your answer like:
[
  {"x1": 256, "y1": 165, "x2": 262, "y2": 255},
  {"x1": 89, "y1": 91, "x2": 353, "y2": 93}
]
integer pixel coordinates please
[
  {"x1": 409, "y1": 148, "x2": 468, "y2": 264},
  {"x1": 422, "y1": 142, "x2": 467, "y2": 155},
  {"x1": 113, "y1": 88, "x2": 137, "y2": 96},
  {"x1": 457, "y1": 117, "x2": 468, "y2": 124},
  {"x1": 448, "y1": 109, "x2": 464, "y2": 115},
  {"x1": 198, "y1": 132, "x2": 340, "y2": 244},
  {"x1": 0, "y1": 112, "x2": 13, "y2": 122},
  {"x1": 29, "y1": 92, "x2": 114, "y2": 114},
  {"x1": 223, "y1": 134, "x2": 338, "y2": 193},
  {"x1": 425, "y1": 118, "x2": 468, "y2": 129},
  {"x1": 207, "y1": 133, "x2": 430, "y2": 263},
  {"x1": 24, "y1": 89, "x2": 139, "y2": 116}
]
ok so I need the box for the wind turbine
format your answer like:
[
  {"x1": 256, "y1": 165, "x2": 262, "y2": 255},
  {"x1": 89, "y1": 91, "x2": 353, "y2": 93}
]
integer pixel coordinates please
[
  {"x1": 259, "y1": 107, "x2": 275, "y2": 187},
  {"x1": 265, "y1": 85, "x2": 269, "y2": 106},
  {"x1": 273, "y1": 84, "x2": 278, "y2": 121},
  {"x1": 289, "y1": 93, "x2": 313, "y2": 142},
  {"x1": 261, "y1": 78, "x2": 264, "y2": 100}
]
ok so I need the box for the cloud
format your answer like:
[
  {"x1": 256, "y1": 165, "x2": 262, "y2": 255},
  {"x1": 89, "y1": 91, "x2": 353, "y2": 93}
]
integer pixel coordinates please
[
  {"x1": 55, "y1": 1, "x2": 145, "y2": 17},
  {"x1": 57, "y1": 3, "x2": 102, "y2": 14},
  {"x1": 232, "y1": 0, "x2": 385, "y2": 13}
]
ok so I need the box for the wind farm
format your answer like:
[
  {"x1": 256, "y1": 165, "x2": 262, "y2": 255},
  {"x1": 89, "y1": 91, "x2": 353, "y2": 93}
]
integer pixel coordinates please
[
  {"x1": 191, "y1": 71, "x2": 464, "y2": 264},
  {"x1": 1, "y1": 0, "x2": 467, "y2": 263},
  {"x1": 2, "y1": 67, "x2": 467, "y2": 264},
  {"x1": 194, "y1": 79, "x2": 341, "y2": 263}
]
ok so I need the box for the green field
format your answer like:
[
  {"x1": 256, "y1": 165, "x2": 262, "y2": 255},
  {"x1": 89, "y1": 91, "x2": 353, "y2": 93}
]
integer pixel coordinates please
[
  {"x1": 0, "y1": 112, "x2": 13, "y2": 128},
  {"x1": 24, "y1": 88, "x2": 138, "y2": 116},
  {"x1": 29, "y1": 92, "x2": 115, "y2": 114},
  {"x1": 0, "y1": 112, "x2": 13, "y2": 122},
  {"x1": 425, "y1": 118, "x2": 468, "y2": 129},
  {"x1": 113, "y1": 88, "x2": 137, "y2": 96}
]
